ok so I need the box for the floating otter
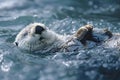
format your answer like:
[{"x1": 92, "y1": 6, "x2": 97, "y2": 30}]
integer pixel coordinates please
[{"x1": 14, "y1": 23, "x2": 119, "y2": 53}]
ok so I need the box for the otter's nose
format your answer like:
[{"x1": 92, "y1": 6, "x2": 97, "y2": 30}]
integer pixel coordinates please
[{"x1": 14, "y1": 42, "x2": 18, "y2": 46}]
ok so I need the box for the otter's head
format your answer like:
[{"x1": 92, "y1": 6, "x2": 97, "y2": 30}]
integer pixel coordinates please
[{"x1": 14, "y1": 23, "x2": 58, "y2": 51}]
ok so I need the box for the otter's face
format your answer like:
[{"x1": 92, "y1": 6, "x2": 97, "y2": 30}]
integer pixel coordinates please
[{"x1": 14, "y1": 23, "x2": 56, "y2": 51}]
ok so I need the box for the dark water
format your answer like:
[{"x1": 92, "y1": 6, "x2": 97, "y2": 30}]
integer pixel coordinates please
[{"x1": 0, "y1": 0, "x2": 120, "y2": 80}]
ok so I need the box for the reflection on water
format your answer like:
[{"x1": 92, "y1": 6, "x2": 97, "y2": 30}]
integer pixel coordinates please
[{"x1": 0, "y1": 0, "x2": 120, "y2": 80}]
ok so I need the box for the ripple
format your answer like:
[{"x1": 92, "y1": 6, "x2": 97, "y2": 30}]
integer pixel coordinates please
[
  {"x1": 0, "y1": 0, "x2": 120, "y2": 80},
  {"x1": 0, "y1": 0, "x2": 26, "y2": 10}
]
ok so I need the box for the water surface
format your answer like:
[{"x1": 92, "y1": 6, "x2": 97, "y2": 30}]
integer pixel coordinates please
[{"x1": 0, "y1": 0, "x2": 120, "y2": 80}]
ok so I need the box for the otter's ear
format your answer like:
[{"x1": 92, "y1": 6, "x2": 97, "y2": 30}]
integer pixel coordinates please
[{"x1": 35, "y1": 25, "x2": 45, "y2": 34}]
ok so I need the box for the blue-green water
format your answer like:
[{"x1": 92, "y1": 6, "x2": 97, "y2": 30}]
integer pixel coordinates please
[{"x1": 0, "y1": 0, "x2": 120, "y2": 80}]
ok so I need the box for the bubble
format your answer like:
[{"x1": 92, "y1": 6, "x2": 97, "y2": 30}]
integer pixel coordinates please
[{"x1": 1, "y1": 61, "x2": 13, "y2": 72}]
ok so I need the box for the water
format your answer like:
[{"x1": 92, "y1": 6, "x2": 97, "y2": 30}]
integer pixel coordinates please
[{"x1": 0, "y1": 0, "x2": 120, "y2": 80}]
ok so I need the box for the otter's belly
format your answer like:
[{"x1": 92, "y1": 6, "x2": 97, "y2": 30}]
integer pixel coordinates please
[{"x1": 63, "y1": 39, "x2": 97, "y2": 52}]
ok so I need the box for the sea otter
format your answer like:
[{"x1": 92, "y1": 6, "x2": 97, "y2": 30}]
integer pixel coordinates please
[{"x1": 14, "y1": 23, "x2": 119, "y2": 53}]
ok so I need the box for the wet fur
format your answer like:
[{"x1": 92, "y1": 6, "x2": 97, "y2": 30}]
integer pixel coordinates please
[{"x1": 14, "y1": 23, "x2": 120, "y2": 52}]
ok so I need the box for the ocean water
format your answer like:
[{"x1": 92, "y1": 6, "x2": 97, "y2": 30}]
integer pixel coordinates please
[{"x1": 0, "y1": 0, "x2": 120, "y2": 80}]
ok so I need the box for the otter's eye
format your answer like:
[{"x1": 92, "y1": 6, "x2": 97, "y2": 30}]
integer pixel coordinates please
[
  {"x1": 35, "y1": 25, "x2": 45, "y2": 34},
  {"x1": 23, "y1": 32, "x2": 28, "y2": 36}
]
